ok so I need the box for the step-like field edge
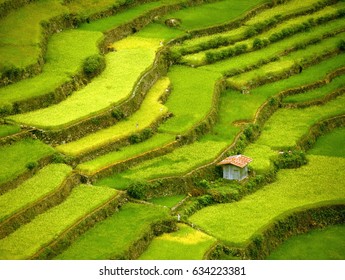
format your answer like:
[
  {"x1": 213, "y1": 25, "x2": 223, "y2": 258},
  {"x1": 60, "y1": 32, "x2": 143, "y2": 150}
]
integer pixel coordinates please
[
  {"x1": 207, "y1": 201, "x2": 345, "y2": 260},
  {"x1": 31, "y1": 48, "x2": 170, "y2": 145},
  {"x1": 133, "y1": 64, "x2": 345, "y2": 200},
  {"x1": 84, "y1": 78, "x2": 227, "y2": 181},
  {"x1": 0, "y1": 172, "x2": 81, "y2": 239},
  {"x1": 31, "y1": 190, "x2": 128, "y2": 260},
  {"x1": 0, "y1": 153, "x2": 53, "y2": 195}
]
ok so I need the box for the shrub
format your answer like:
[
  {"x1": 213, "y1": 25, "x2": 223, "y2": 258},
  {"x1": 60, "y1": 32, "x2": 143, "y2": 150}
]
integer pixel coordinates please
[
  {"x1": 338, "y1": 40, "x2": 345, "y2": 51},
  {"x1": 142, "y1": 128, "x2": 153, "y2": 140},
  {"x1": 197, "y1": 195, "x2": 213, "y2": 206},
  {"x1": 129, "y1": 133, "x2": 141, "y2": 144},
  {"x1": 82, "y1": 54, "x2": 105, "y2": 78},
  {"x1": 0, "y1": 102, "x2": 13, "y2": 116},
  {"x1": 244, "y1": 26, "x2": 258, "y2": 38},
  {"x1": 197, "y1": 179, "x2": 211, "y2": 189},
  {"x1": 111, "y1": 109, "x2": 125, "y2": 120},
  {"x1": 52, "y1": 153, "x2": 73, "y2": 164},
  {"x1": 26, "y1": 162, "x2": 38, "y2": 171},
  {"x1": 127, "y1": 181, "x2": 149, "y2": 199},
  {"x1": 273, "y1": 150, "x2": 308, "y2": 169},
  {"x1": 253, "y1": 38, "x2": 265, "y2": 49},
  {"x1": 243, "y1": 124, "x2": 260, "y2": 142}
]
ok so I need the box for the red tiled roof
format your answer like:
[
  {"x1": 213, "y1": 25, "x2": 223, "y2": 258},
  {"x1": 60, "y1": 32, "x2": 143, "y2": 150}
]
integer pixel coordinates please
[{"x1": 217, "y1": 154, "x2": 252, "y2": 168}]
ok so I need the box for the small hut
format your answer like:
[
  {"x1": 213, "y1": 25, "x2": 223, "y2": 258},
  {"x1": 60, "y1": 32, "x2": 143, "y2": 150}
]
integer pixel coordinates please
[{"x1": 217, "y1": 154, "x2": 252, "y2": 181}]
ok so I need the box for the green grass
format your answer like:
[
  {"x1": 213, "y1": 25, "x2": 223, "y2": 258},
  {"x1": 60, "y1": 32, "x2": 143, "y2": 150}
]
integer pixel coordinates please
[
  {"x1": 0, "y1": 124, "x2": 20, "y2": 137},
  {"x1": 308, "y1": 127, "x2": 345, "y2": 158},
  {"x1": 283, "y1": 75, "x2": 345, "y2": 103},
  {"x1": 55, "y1": 202, "x2": 169, "y2": 260},
  {"x1": 267, "y1": 224, "x2": 345, "y2": 260},
  {"x1": 247, "y1": 0, "x2": 324, "y2": 26},
  {"x1": 256, "y1": 94, "x2": 345, "y2": 150},
  {"x1": 0, "y1": 139, "x2": 54, "y2": 186},
  {"x1": 200, "y1": 17, "x2": 345, "y2": 73},
  {"x1": 226, "y1": 32, "x2": 345, "y2": 90},
  {"x1": 94, "y1": 54, "x2": 345, "y2": 188},
  {"x1": 0, "y1": 0, "x2": 162, "y2": 72},
  {"x1": 173, "y1": 1, "x2": 334, "y2": 59},
  {"x1": 77, "y1": 132, "x2": 175, "y2": 175},
  {"x1": 65, "y1": 0, "x2": 133, "y2": 16},
  {"x1": 149, "y1": 194, "x2": 186, "y2": 208},
  {"x1": 244, "y1": 76, "x2": 345, "y2": 173},
  {"x1": 139, "y1": 223, "x2": 216, "y2": 260},
  {"x1": 244, "y1": 144, "x2": 277, "y2": 174},
  {"x1": 227, "y1": 60, "x2": 295, "y2": 90},
  {"x1": 183, "y1": 8, "x2": 345, "y2": 66},
  {"x1": 159, "y1": 66, "x2": 221, "y2": 134},
  {"x1": 0, "y1": 0, "x2": 67, "y2": 72},
  {"x1": 56, "y1": 77, "x2": 170, "y2": 156},
  {"x1": 132, "y1": 22, "x2": 185, "y2": 41},
  {"x1": 189, "y1": 155, "x2": 345, "y2": 245},
  {"x1": 0, "y1": 184, "x2": 118, "y2": 259},
  {"x1": 9, "y1": 47, "x2": 156, "y2": 129},
  {"x1": 162, "y1": 0, "x2": 268, "y2": 31},
  {"x1": 77, "y1": 1, "x2": 167, "y2": 32},
  {"x1": 0, "y1": 29, "x2": 103, "y2": 106},
  {"x1": 0, "y1": 164, "x2": 72, "y2": 222},
  {"x1": 95, "y1": 139, "x2": 228, "y2": 189}
]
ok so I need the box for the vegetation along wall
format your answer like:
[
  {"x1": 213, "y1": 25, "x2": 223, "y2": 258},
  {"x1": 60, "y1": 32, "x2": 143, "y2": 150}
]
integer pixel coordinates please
[{"x1": 0, "y1": 0, "x2": 344, "y2": 260}]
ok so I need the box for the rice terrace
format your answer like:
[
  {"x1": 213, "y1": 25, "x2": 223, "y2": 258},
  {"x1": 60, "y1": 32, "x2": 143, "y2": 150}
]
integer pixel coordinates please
[{"x1": 1, "y1": 0, "x2": 345, "y2": 260}]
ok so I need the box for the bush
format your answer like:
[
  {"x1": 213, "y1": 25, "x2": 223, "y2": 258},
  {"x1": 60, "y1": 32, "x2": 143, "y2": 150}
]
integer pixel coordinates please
[
  {"x1": 197, "y1": 195, "x2": 214, "y2": 206},
  {"x1": 244, "y1": 26, "x2": 258, "y2": 38},
  {"x1": 253, "y1": 38, "x2": 265, "y2": 49},
  {"x1": 52, "y1": 153, "x2": 73, "y2": 164},
  {"x1": 0, "y1": 102, "x2": 13, "y2": 116},
  {"x1": 197, "y1": 179, "x2": 211, "y2": 189},
  {"x1": 243, "y1": 124, "x2": 260, "y2": 142},
  {"x1": 142, "y1": 128, "x2": 153, "y2": 140},
  {"x1": 111, "y1": 109, "x2": 125, "y2": 120},
  {"x1": 129, "y1": 133, "x2": 141, "y2": 144},
  {"x1": 83, "y1": 54, "x2": 105, "y2": 78},
  {"x1": 338, "y1": 40, "x2": 345, "y2": 51},
  {"x1": 127, "y1": 181, "x2": 149, "y2": 199},
  {"x1": 26, "y1": 161, "x2": 38, "y2": 171},
  {"x1": 274, "y1": 150, "x2": 308, "y2": 169}
]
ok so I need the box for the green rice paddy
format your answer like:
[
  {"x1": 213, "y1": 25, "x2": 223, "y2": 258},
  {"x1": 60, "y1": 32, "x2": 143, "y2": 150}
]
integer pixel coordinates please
[
  {"x1": 0, "y1": 29, "x2": 103, "y2": 106},
  {"x1": 0, "y1": 184, "x2": 118, "y2": 259},
  {"x1": 0, "y1": 124, "x2": 20, "y2": 138},
  {"x1": 0, "y1": 139, "x2": 54, "y2": 186},
  {"x1": 256, "y1": 94, "x2": 345, "y2": 150},
  {"x1": 189, "y1": 155, "x2": 345, "y2": 245},
  {"x1": 1, "y1": 0, "x2": 344, "y2": 261},
  {"x1": 56, "y1": 77, "x2": 170, "y2": 156},
  {"x1": 139, "y1": 223, "x2": 216, "y2": 260},
  {"x1": 283, "y1": 74, "x2": 345, "y2": 103},
  {"x1": 55, "y1": 202, "x2": 169, "y2": 260},
  {"x1": 159, "y1": 66, "x2": 221, "y2": 134},
  {"x1": 0, "y1": 164, "x2": 72, "y2": 222},
  {"x1": 162, "y1": 0, "x2": 267, "y2": 31},
  {"x1": 267, "y1": 225, "x2": 345, "y2": 260},
  {"x1": 308, "y1": 126, "x2": 345, "y2": 158},
  {"x1": 9, "y1": 48, "x2": 156, "y2": 129}
]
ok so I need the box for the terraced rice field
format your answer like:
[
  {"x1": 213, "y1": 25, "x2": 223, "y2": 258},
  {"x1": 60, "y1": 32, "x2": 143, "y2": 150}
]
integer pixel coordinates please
[{"x1": 0, "y1": 0, "x2": 344, "y2": 261}]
